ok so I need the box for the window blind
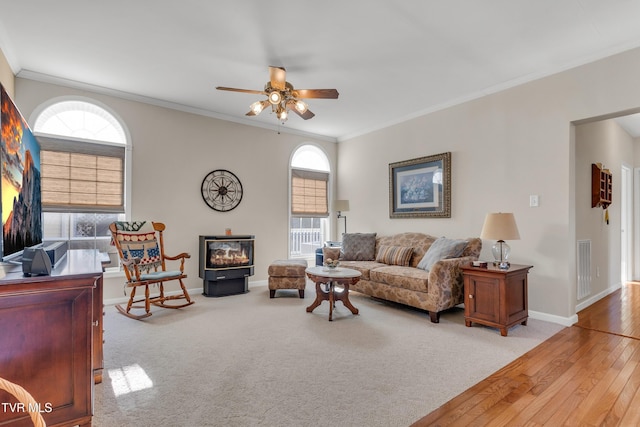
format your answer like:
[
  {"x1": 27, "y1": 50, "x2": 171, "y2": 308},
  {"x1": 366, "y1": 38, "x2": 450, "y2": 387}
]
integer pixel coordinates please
[
  {"x1": 38, "y1": 136, "x2": 125, "y2": 213},
  {"x1": 291, "y1": 169, "x2": 329, "y2": 217}
]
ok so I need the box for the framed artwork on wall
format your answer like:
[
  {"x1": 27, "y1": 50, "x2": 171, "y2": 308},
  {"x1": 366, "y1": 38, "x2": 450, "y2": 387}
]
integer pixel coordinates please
[{"x1": 389, "y1": 152, "x2": 451, "y2": 218}]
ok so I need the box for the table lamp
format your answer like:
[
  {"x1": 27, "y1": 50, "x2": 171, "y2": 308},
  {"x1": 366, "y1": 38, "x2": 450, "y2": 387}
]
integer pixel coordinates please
[
  {"x1": 480, "y1": 212, "x2": 520, "y2": 269},
  {"x1": 334, "y1": 200, "x2": 350, "y2": 234}
]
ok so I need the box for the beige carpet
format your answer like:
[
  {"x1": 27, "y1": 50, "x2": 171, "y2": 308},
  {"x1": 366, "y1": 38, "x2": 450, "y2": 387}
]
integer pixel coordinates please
[{"x1": 94, "y1": 283, "x2": 564, "y2": 426}]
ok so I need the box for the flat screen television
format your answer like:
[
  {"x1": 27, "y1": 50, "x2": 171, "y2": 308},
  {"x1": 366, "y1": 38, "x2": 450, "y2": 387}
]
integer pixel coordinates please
[{"x1": 0, "y1": 83, "x2": 42, "y2": 262}]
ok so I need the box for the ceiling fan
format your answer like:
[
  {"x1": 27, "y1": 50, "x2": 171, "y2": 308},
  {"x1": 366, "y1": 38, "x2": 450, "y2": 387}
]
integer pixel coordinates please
[{"x1": 216, "y1": 66, "x2": 339, "y2": 122}]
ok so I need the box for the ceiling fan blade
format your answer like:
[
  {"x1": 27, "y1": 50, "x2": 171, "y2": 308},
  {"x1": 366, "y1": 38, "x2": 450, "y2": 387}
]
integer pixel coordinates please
[
  {"x1": 216, "y1": 86, "x2": 265, "y2": 95},
  {"x1": 269, "y1": 66, "x2": 287, "y2": 91},
  {"x1": 298, "y1": 108, "x2": 315, "y2": 120},
  {"x1": 292, "y1": 89, "x2": 339, "y2": 99},
  {"x1": 287, "y1": 101, "x2": 315, "y2": 120}
]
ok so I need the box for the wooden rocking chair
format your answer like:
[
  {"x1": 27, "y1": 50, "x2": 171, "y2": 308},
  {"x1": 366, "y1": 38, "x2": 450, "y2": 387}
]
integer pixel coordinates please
[{"x1": 110, "y1": 221, "x2": 194, "y2": 319}]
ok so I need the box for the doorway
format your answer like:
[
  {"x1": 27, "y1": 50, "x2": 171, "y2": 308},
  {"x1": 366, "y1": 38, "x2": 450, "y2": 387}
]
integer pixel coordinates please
[{"x1": 621, "y1": 164, "x2": 632, "y2": 283}]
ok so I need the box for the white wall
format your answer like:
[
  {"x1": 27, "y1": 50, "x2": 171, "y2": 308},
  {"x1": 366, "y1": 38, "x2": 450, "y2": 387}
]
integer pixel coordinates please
[
  {"x1": 338, "y1": 46, "x2": 640, "y2": 324},
  {"x1": 15, "y1": 78, "x2": 337, "y2": 301}
]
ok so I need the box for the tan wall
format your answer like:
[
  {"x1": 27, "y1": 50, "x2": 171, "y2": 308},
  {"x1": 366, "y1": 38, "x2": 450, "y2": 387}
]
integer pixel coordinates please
[
  {"x1": 575, "y1": 119, "x2": 635, "y2": 301},
  {"x1": 15, "y1": 78, "x2": 337, "y2": 301},
  {"x1": 12, "y1": 46, "x2": 640, "y2": 322},
  {"x1": 338, "y1": 46, "x2": 640, "y2": 323},
  {"x1": 0, "y1": 48, "x2": 14, "y2": 96}
]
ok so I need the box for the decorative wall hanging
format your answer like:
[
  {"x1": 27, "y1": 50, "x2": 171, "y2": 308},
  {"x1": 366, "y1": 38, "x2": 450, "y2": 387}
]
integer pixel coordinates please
[
  {"x1": 389, "y1": 152, "x2": 451, "y2": 218},
  {"x1": 201, "y1": 169, "x2": 243, "y2": 212},
  {"x1": 591, "y1": 163, "x2": 612, "y2": 209}
]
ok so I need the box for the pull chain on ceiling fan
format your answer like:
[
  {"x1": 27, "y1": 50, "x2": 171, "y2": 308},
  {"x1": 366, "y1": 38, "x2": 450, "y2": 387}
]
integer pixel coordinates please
[{"x1": 216, "y1": 66, "x2": 339, "y2": 122}]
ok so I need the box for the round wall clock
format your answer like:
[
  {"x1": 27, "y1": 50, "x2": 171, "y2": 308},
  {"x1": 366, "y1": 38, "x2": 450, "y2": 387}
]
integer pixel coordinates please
[{"x1": 201, "y1": 169, "x2": 243, "y2": 212}]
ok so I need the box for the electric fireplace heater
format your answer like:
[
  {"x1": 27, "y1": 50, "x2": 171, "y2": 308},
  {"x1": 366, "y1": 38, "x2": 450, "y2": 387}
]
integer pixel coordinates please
[{"x1": 199, "y1": 235, "x2": 254, "y2": 297}]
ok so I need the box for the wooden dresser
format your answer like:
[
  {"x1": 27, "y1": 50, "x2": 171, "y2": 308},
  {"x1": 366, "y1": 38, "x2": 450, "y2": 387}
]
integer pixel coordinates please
[{"x1": 0, "y1": 250, "x2": 105, "y2": 427}]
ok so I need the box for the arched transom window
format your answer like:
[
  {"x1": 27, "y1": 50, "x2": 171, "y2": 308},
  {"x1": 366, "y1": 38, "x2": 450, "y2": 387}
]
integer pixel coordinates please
[{"x1": 34, "y1": 100, "x2": 126, "y2": 144}]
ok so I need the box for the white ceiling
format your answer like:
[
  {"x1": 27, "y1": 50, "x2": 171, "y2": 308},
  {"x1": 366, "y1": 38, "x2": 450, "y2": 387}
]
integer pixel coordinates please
[
  {"x1": 2, "y1": 1, "x2": 640, "y2": 141},
  {"x1": 613, "y1": 113, "x2": 640, "y2": 138}
]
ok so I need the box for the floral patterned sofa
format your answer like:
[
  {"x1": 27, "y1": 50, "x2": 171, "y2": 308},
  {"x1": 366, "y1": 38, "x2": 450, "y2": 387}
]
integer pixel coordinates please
[{"x1": 327, "y1": 232, "x2": 482, "y2": 323}]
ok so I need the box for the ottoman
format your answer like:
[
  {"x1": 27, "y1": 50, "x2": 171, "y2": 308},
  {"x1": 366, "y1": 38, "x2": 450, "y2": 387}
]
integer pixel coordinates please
[{"x1": 268, "y1": 259, "x2": 308, "y2": 298}]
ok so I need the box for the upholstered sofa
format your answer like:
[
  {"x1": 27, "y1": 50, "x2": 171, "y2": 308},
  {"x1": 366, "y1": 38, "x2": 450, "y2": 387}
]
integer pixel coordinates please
[{"x1": 326, "y1": 232, "x2": 482, "y2": 323}]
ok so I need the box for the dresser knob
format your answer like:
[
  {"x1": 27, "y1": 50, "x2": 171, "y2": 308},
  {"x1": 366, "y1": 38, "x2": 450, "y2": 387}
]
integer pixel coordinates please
[{"x1": 469, "y1": 294, "x2": 474, "y2": 299}]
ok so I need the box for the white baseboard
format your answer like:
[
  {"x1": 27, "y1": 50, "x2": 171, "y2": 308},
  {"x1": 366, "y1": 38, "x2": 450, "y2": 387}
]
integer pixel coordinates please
[
  {"x1": 529, "y1": 310, "x2": 577, "y2": 327},
  {"x1": 104, "y1": 280, "x2": 269, "y2": 306},
  {"x1": 446, "y1": 305, "x2": 575, "y2": 327},
  {"x1": 103, "y1": 287, "x2": 203, "y2": 306},
  {"x1": 575, "y1": 283, "x2": 621, "y2": 313},
  {"x1": 103, "y1": 279, "x2": 596, "y2": 329},
  {"x1": 527, "y1": 282, "x2": 623, "y2": 328}
]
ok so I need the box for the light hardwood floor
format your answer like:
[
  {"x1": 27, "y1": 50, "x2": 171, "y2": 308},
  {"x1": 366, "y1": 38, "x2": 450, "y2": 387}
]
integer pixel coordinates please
[{"x1": 412, "y1": 281, "x2": 640, "y2": 426}]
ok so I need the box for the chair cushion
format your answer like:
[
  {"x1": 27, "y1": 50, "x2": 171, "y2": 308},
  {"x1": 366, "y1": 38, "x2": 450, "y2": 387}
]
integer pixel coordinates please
[
  {"x1": 140, "y1": 270, "x2": 182, "y2": 281},
  {"x1": 417, "y1": 237, "x2": 468, "y2": 271},
  {"x1": 341, "y1": 233, "x2": 376, "y2": 261},
  {"x1": 268, "y1": 259, "x2": 307, "y2": 277}
]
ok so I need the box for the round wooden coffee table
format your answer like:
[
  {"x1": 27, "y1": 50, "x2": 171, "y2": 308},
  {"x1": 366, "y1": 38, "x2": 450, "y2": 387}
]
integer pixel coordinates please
[{"x1": 305, "y1": 266, "x2": 362, "y2": 321}]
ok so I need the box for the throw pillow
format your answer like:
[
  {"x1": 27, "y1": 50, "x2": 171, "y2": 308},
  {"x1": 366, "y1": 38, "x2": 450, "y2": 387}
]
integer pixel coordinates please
[
  {"x1": 417, "y1": 237, "x2": 468, "y2": 272},
  {"x1": 322, "y1": 247, "x2": 341, "y2": 262},
  {"x1": 375, "y1": 245, "x2": 413, "y2": 266},
  {"x1": 341, "y1": 233, "x2": 377, "y2": 261}
]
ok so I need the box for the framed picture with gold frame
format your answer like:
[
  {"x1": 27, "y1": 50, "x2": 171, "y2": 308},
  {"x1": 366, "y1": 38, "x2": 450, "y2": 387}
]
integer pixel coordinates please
[{"x1": 389, "y1": 152, "x2": 451, "y2": 218}]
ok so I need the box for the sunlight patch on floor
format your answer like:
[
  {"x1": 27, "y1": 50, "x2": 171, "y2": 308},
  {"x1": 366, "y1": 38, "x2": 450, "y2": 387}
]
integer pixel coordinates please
[{"x1": 108, "y1": 364, "x2": 153, "y2": 397}]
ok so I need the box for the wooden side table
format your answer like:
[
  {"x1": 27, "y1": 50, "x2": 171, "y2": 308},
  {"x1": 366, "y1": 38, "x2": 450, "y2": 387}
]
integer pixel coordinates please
[{"x1": 462, "y1": 263, "x2": 533, "y2": 336}]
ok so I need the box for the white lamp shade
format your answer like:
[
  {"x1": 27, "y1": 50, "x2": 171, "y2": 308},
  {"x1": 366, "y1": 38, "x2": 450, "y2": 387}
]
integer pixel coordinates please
[
  {"x1": 334, "y1": 200, "x2": 350, "y2": 212},
  {"x1": 480, "y1": 213, "x2": 520, "y2": 240}
]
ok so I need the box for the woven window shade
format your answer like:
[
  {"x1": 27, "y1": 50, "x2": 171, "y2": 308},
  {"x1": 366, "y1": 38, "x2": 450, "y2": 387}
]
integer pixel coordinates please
[
  {"x1": 291, "y1": 169, "x2": 329, "y2": 217},
  {"x1": 41, "y1": 150, "x2": 124, "y2": 212}
]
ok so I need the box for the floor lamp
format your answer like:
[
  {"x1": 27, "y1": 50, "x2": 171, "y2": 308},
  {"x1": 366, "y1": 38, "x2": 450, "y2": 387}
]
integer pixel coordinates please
[{"x1": 334, "y1": 200, "x2": 350, "y2": 235}]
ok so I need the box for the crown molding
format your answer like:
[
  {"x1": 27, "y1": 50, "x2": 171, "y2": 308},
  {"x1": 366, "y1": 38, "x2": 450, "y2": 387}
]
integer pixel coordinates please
[{"x1": 16, "y1": 70, "x2": 337, "y2": 143}]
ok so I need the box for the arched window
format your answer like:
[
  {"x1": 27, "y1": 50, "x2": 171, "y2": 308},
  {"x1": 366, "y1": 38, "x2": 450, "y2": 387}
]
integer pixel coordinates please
[
  {"x1": 291, "y1": 145, "x2": 330, "y2": 171},
  {"x1": 34, "y1": 100, "x2": 126, "y2": 143},
  {"x1": 33, "y1": 99, "x2": 129, "y2": 266},
  {"x1": 289, "y1": 145, "x2": 331, "y2": 260}
]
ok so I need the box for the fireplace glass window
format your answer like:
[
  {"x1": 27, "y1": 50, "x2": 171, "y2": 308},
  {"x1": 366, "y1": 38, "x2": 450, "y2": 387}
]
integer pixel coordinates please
[{"x1": 204, "y1": 238, "x2": 254, "y2": 270}]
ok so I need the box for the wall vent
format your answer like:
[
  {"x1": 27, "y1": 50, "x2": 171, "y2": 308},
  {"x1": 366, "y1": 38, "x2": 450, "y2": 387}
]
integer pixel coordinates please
[{"x1": 577, "y1": 239, "x2": 592, "y2": 300}]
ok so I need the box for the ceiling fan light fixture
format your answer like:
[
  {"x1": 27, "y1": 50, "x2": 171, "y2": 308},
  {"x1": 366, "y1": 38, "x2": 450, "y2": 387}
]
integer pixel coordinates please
[
  {"x1": 249, "y1": 101, "x2": 265, "y2": 115},
  {"x1": 268, "y1": 91, "x2": 282, "y2": 104},
  {"x1": 217, "y1": 66, "x2": 338, "y2": 123},
  {"x1": 294, "y1": 100, "x2": 308, "y2": 114},
  {"x1": 277, "y1": 108, "x2": 288, "y2": 121}
]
